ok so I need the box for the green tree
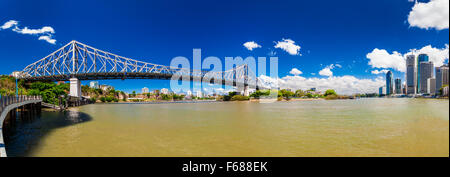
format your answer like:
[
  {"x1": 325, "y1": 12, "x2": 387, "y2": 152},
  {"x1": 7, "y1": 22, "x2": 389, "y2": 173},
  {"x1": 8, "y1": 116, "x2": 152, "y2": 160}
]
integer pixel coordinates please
[{"x1": 324, "y1": 89, "x2": 337, "y2": 97}]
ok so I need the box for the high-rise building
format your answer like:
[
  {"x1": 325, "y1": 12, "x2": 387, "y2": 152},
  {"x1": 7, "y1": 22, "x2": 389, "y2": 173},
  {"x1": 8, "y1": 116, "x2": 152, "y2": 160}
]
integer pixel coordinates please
[
  {"x1": 394, "y1": 78, "x2": 402, "y2": 94},
  {"x1": 419, "y1": 61, "x2": 433, "y2": 93},
  {"x1": 90, "y1": 81, "x2": 99, "y2": 89},
  {"x1": 379, "y1": 86, "x2": 386, "y2": 96},
  {"x1": 417, "y1": 54, "x2": 429, "y2": 92},
  {"x1": 161, "y1": 88, "x2": 169, "y2": 94},
  {"x1": 435, "y1": 64, "x2": 449, "y2": 94},
  {"x1": 142, "y1": 87, "x2": 149, "y2": 93},
  {"x1": 406, "y1": 55, "x2": 417, "y2": 95},
  {"x1": 386, "y1": 71, "x2": 394, "y2": 95},
  {"x1": 427, "y1": 78, "x2": 436, "y2": 94}
]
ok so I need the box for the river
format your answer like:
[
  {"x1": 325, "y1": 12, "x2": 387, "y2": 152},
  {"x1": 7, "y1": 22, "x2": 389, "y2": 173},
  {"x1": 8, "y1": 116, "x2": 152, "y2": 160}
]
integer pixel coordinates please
[{"x1": 3, "y1": 98, "x2": 449, "y2": 157}]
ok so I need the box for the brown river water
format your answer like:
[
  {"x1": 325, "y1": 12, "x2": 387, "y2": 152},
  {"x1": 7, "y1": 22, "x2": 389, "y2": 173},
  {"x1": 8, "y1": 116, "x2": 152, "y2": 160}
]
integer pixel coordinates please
[{"x1": 4, "y1": 98, "x2": 449, "y2": 157}]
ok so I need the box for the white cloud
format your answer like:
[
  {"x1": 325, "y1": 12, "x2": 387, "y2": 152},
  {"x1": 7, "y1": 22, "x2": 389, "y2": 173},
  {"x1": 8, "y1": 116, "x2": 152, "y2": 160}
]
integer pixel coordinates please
[
  {"x1": 371, "y1": 69, "x2": 390, "y2": 75},
  {"x1": 366, "y1": 48, "x2": 406, "y2": 72},
  {"x1": 38, "y1": 35, "x2": 56, "y2": 44},
  {"x1": 319, "y1": 67, "x2": 333, "y2": 77},
  {"x1": 14, "y1": 26, "x2": 55, "y2": 35},
  {"x1": 243, "y1": 41, "x2": 261, "y2": 51},
  {"x1": 289, "y1": 68, "x2": 303, "y2": 75},
  {"x1": 319, "y1": 64, "x2": 337, "y2": 77},
  {"x1": 0, "y1": 20, "x2": 18, "y2": 30},
  {"x1": 407, "y1": 0, "x2": 449, "y2": 30},
  {"x1": 257, "y1": 74, "x2": 384, "y2": 95},
  {"x1": 274, "y1": 38, "x2": 301, "y2": 55},
  {"x1": 367, "y1": 44, "x2": 449, "y2": 72},
  {"x1": 0, "y1": 20, "x2": 56, "y2": 44}
]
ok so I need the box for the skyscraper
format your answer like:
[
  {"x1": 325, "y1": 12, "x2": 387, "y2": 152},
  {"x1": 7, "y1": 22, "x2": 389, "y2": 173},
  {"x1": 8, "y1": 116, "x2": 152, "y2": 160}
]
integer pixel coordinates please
[
  {"x1": 419, "y1": 61, "x2": 433, "y2": 93},
  {"x1": 394, "y1": 78, "x2": 402, "y2": 94},
  {"x1": 417, "y1": 54, "x2": 429, "y2": 92},
  {"x1": 435, "y1": 64, "x2": 449, "y2": 94},
  {"x1": 427, "y1": 78, "x2": 436, "y2": 94},
  {"x1": 386, "y1": 71, "x2": 393, "y2": 95},
  {"x1": 406, "y1": 55, "x2": 416, "y2": 95}
]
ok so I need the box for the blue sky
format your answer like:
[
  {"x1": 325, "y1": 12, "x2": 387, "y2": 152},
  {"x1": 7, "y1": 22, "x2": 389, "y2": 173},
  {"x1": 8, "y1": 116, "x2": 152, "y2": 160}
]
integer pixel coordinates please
[{"x1": 0, "y1": 0, "x2": 448, "y2": 94}]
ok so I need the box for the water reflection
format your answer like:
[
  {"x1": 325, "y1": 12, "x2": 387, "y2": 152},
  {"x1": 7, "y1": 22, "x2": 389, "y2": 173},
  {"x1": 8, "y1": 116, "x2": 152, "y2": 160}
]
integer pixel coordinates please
[{"x1": 4, "y1": 109, "x2": 92, "y2": 157}]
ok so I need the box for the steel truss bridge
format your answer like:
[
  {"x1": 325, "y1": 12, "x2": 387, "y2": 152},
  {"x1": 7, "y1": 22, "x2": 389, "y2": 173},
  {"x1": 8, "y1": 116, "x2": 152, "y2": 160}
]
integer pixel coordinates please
[{"x1": 18, "y1": 41, "x2": 265, "y2": 96}]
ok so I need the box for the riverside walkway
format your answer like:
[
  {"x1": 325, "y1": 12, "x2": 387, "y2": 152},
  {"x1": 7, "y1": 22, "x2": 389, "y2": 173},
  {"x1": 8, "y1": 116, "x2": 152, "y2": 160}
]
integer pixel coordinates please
[{"x1": 0, "y1": 95, "x2": 42, "y2": 157}]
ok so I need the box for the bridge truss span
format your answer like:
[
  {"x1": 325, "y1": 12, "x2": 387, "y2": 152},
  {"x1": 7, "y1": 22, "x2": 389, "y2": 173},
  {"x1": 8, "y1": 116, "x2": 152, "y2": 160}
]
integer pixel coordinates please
[{"x1": 20, "y1": 40, "x2": 263, "y2": 90}]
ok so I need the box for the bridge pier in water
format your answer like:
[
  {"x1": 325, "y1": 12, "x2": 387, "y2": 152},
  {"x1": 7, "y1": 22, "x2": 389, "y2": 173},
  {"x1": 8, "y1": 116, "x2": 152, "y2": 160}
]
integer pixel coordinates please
[{"x1": 69, "y1": 78, "x2": 81, "y2": 97}]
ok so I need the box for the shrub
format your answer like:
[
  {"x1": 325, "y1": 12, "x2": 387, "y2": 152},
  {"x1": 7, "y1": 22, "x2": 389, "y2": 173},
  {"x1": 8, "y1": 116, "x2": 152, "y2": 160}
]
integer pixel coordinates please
[
  {"x1": 100, "y1": 97, "x2": 106, "y2": 102},
  {"x1": 325, "y1": 94, "x2": 338, "y2": 100},
  {"x1": 230, "y1": 95, "x2": 249, "y2": 101},
  {"x1": 324, "y1": 89, "x2": 337, "y2": 97}
]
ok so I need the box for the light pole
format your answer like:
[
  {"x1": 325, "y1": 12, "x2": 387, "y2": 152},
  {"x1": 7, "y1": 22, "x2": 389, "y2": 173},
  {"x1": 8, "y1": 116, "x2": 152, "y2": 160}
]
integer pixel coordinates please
[{"x1": 15, "y1": 77, "x2": 18, "y2": 97}]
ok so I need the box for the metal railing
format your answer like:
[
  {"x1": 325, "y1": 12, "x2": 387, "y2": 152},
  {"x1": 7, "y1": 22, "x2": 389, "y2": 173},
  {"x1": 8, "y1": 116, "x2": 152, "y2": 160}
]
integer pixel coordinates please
[{"x1": 0, "y1": 95, "x2": 42, "y2": 113}]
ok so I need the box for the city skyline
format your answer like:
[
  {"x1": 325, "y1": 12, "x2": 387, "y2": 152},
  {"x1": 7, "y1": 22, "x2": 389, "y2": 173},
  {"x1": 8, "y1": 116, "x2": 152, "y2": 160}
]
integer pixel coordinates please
[{"x1": 0, "y1": 0, "x2": 448, "y2": 95}]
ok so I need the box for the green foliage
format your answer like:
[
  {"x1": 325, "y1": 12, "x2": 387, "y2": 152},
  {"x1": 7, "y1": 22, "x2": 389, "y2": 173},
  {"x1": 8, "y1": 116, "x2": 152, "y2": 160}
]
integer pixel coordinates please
[
  {"x1": 295, "y1": 89, "x2": 305, "y2": 97},
  {"x1": 325, "y1": 94, "x2": 338, "y2": 100},
  {"x1": 306, "y1": 93, "x2": 313, "y2": 98},
  {"x1": 279, "y1": 89, "x2": 295, "y2": 100},
  {"x1": 230, "y1": 95, "x2": 250, "y2": 101},
  {"x1": 100, "y1": 97, "x2": 107, "y2": 102},
  {"x1": 90, "y1": 97, "x2": 97, "y2": 102},
  {"x1": 172, "y1": 94, "x2": 185, "y2": 100},
  {"x1": 250, "y1": 90, "x2": 271, "y2": 98},
  {"x1": 27, "y1": 82, "x2": 68, "y2": 104},
  {"x1": 161, "y1": 94, "x2": 172, "y2": 100},
  {"x1": 324, "y1": 89, "x2": 337, "y2": 97}
]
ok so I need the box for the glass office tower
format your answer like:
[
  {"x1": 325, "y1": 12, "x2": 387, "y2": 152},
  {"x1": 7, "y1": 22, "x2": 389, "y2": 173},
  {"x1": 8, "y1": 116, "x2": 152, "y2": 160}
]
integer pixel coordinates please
[
  {"x1": 386, "y1": 71, "x2": 394, "y2": 95},
  {"x1": 417, "y1": 54, "x2": 429, "y2": 93}
]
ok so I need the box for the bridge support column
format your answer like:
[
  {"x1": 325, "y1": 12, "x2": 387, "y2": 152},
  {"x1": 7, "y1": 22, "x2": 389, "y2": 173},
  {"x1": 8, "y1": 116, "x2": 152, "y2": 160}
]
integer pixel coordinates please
[
  {"x1": 69, "y1": 78, "x2": 81, "y2": 97},
  {"x1": 244, "y1": 85, "x2": 249, "y2": 97},
  {"x1": 237, "y1": 85, "x2": 250, "y2": 96}
]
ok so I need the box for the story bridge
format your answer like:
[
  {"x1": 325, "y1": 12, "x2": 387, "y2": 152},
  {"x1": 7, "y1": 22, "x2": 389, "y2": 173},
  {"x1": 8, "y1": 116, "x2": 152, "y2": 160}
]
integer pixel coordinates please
[{"x1": 17, "y1": 40, "x2": 265, "y2": 97}]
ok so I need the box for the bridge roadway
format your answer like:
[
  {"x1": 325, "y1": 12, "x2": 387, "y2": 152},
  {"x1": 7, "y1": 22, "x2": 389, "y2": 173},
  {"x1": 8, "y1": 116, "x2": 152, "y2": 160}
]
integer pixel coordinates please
[{"x1": 0, "y1": 96, "x2": 42, "y2": 157}]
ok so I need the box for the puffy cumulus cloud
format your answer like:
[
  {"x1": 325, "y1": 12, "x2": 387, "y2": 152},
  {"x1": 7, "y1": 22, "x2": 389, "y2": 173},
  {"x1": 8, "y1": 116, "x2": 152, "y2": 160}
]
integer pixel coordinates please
[
  {"x1": 367, "y1": 44, "x2": 449, "y2": 72},
  {"x1": 405, "y1": 44, "x2": 449, "y2": 67},
  {"x1": 243, "y1": 41, "x2": 261, "y2": 51},
  {"x1": 319, "y1": 64, "x2": 338, "y2": 77},
  {"x1": 0, "y1": 20, "x2": 56, "y2": 44},
  {"x1": 257, "y1": 75, "x2": 385, "y2": 95},
  {"x1": 371, "y1": 69, "x2": 390, "y2": 75},
  {"x1": 274, "y1": 38, "x2": 301, "y2": 55},
  {"x1": 407, "y1": 0, "x2": 449, "y2": 30},
  {"x1": 319, "y1": 67, "x2": 333, "y2": 77},
  {"x1": 289, "y1": 68, "x2": 303, "y2": 75},
  {"x1": 366, "y1": 48, "x2": 405, "y2": 72}
]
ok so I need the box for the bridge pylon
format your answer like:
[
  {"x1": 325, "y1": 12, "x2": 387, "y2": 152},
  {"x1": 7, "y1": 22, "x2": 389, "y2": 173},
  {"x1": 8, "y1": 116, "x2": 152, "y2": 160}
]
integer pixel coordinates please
[{"x1": 69, "y1": 78, "x2": 81, "y2": 97}]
